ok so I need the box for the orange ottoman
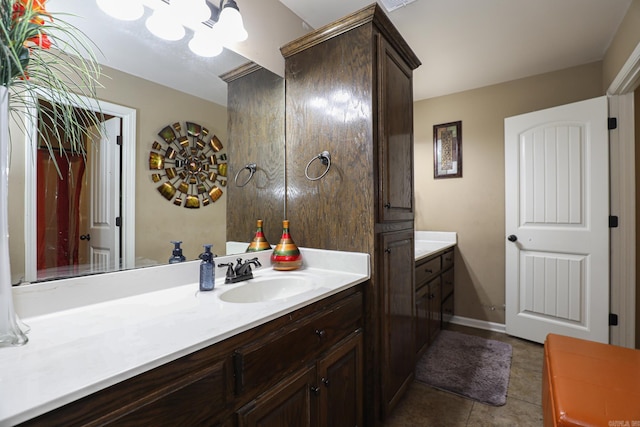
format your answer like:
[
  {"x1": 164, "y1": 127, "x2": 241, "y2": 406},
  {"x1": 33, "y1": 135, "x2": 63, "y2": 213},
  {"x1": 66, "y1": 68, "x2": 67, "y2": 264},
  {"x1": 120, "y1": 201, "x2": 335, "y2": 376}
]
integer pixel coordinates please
[{"x1": 543, "y1": 333, "x2": 640, "y2": 427}]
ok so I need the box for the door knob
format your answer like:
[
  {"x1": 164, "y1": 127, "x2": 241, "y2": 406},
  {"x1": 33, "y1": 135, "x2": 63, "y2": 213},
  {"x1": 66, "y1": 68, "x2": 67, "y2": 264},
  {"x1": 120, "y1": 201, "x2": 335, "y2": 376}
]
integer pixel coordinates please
[
  {"x1": 80, "y1": 234, "x2": 91, "y2": 241},
  {"x1": 507, "y1": 235, "x2": 517, "y2": 242}
]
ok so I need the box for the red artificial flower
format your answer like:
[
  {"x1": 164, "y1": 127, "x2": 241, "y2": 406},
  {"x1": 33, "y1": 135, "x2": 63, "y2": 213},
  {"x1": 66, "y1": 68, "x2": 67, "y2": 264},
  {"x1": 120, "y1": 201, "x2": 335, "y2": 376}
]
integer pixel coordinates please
[
  {"x1": 12, "y1": 0, "x2": 51, "y2": 26},
  {"x1": 26, "y1": 33, "x2": 51, "y2": 49}
]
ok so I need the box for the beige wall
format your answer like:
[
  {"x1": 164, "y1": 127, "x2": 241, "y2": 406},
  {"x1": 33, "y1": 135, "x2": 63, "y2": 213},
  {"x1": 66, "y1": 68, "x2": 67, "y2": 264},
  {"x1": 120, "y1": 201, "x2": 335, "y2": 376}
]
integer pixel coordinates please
[
  {"x1": 227, "y1": 0, "x2": 308, "y2": 77},
  {"x1": 8, "y1": 65, "x2": 228, "y2": 283},
  {"x1": 413, "y1": 61, "x2": 604, "y2": 323},
  {"x1": 603, "y1": 0, "x2": 640, "y2": 91}
]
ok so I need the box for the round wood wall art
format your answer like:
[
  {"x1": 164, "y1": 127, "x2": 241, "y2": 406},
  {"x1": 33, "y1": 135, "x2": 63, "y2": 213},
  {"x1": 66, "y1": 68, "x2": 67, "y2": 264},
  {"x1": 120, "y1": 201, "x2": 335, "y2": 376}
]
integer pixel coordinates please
[{"x1": 148, "y1": 121, "x2": 227, "y2": 208}]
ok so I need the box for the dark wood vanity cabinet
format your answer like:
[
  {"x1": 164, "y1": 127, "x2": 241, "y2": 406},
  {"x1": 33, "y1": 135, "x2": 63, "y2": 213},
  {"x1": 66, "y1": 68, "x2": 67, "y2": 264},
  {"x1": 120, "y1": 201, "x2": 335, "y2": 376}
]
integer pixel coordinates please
[
  {"x1": 415, "y1": 248, "x2": 455, "y2": 358},
  {"x1": 441, "y1": 249, "x2": 455, "y2": 326},
  {"x1": 18, "y1": 286, "x2": 364, "y2": 427},
  {"x1": 237, "y1": 331, "x2": 363, "y2": 427}
]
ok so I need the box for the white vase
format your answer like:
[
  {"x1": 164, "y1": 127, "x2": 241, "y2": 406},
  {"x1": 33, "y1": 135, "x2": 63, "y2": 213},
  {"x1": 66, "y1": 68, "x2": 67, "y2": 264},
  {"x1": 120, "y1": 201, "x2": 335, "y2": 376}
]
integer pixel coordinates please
[{"x1": 0, "y1": 86, "x2": 28, "y2": 347}]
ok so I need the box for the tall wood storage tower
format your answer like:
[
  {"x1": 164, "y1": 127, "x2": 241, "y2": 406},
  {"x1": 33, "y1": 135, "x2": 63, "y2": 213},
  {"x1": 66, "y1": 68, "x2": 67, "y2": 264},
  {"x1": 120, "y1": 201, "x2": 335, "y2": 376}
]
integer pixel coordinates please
[{"x1": 281, "y1": 4, "x2": 421, "y2": 423}]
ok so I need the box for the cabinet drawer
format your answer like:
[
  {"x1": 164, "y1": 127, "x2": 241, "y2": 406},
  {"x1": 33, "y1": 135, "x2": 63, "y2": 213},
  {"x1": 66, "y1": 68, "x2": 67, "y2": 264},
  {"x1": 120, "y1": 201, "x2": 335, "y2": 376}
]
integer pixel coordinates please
[
  {"x1": 442, "y1": 268, "x2": 454, "y2": 299},
  {"x1": 234, "y1": 292, "x2": 362, "y2": 395},
  {"x1": 21, "y1": 354, "x2": 231, "y2": 427},
  {"x1": 112, "y1": 360, "x2": 229, "y2": 426},
  {"x1": 415, "y1": 256, "x2": 440, "y2": 286},
  {"x1": 442, "y1": 248, "x2": 454, "y2": 271}
]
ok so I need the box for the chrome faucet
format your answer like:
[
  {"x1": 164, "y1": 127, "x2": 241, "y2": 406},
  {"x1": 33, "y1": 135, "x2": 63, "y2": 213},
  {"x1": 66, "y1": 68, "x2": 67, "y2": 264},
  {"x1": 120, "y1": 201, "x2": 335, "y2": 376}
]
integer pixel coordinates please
[{"x1": 218, "y1": 257, "x2": 262, "y2": 284}]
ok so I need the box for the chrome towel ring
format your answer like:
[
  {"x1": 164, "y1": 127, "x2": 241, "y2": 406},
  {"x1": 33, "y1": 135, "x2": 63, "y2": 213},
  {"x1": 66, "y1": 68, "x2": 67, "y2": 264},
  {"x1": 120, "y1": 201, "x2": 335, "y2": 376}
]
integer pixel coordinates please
[
  {"x1": 305, "y1": 151, "x2": 331, "y2": 181},
  {"x1": 234, "y1": 163, "x2": 257, "y2": 187}
]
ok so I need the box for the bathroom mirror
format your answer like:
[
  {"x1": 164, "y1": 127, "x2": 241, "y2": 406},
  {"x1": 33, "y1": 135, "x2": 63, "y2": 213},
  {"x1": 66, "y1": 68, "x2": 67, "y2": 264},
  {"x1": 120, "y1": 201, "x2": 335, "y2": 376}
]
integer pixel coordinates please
[{"x1": 7, "y1": 0, "x2": 292, "y2": 285}]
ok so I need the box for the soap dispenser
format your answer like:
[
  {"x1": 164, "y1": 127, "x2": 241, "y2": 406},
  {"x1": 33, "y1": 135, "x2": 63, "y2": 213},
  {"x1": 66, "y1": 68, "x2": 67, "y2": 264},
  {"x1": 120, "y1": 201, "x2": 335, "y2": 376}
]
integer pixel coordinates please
[
  {"x1": 169, "y1": 241, "x2": 186, "y2": 264},
  {"x1": 199, "y1": 244, "x2": 215, "y2": 291}
]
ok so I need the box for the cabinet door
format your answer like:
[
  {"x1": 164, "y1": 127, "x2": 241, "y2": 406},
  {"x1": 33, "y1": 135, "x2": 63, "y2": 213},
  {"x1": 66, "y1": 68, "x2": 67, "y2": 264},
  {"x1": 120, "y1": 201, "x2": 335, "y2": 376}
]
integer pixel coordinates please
[
  {"x1": 237, "y1": 366, "x2": 318, "y2": 427},
  {"x1": 427, "y1": 278, "x2": 442, "y2": 345},
  {"x1": 415, "y1": 284, "x2": 430, "y2": 357},
  {"x1": 317, "y1": 331, "x2": 363, "y2": 427},
  {"x1": 377, "y1": 35, "x2": 414, "y2": 222},
  {"x1": 379, "y1": 229, "x2": 415, "y2": 415}
]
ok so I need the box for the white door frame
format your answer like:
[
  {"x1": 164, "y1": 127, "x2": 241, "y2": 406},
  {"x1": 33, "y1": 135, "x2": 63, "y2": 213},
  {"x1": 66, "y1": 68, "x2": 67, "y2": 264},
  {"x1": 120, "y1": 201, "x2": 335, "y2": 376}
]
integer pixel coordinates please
[
  {"x1": 23, "y1": 92, "x2": 136, "y2": 281},
  {"x1": 607, "y1": 41, "x2": 640, "y2": 348}
]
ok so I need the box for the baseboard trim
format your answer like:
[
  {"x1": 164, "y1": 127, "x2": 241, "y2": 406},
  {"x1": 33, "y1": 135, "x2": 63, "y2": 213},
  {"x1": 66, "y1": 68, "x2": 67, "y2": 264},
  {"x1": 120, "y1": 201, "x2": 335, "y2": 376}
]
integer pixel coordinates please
[{"x1": 450, "y1": 315, "x2": 506, "y2": 334}]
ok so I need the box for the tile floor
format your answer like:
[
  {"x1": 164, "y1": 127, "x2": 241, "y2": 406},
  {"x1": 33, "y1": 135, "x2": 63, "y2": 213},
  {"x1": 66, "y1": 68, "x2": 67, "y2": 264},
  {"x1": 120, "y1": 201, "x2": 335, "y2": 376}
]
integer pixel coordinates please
[{"x1": 383, "y1": 323, "x2": 544, "y2": 427}]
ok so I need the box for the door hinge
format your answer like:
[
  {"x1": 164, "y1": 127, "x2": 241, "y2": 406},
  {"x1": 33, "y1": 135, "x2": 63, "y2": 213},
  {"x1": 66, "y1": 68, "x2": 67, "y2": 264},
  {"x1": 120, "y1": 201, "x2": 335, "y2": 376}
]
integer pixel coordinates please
[
  {"x1": 116, "y1": 135, "x2": 122, "y2": 146},
  {"x1": 116, "y1": 217, "x2": 122, "y2": 227},
  {"x1": 609, "y1": 313, "x2": 619, "y2": 326},
  {"x1": 608, "y1": 117, "x2": 618, "y2": 130},
  {"x1": 609, "y1": 215, "x2": 619, "y2": 228}
]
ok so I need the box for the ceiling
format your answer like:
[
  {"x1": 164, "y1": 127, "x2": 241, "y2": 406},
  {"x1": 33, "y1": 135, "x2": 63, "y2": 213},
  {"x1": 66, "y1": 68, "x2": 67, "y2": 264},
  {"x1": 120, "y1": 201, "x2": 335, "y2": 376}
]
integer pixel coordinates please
[
  {"x1": 280, "y1": 0, "x2": 633, "y2": 100},
  {"x1": 48, "y1": 0, "x2": 632, "y2": 105}
]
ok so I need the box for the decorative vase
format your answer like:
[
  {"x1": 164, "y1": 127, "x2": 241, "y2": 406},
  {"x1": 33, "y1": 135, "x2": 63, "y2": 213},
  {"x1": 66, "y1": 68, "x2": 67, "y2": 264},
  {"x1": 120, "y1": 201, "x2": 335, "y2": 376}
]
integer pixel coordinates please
[
  {"x1": 270, "y1": 220, "x2": 303, "y2": 271},
  {"x1": 246, "y1": 219, "x2": 271, "y2": 252},
  {"x1": 0, "y1": 86, "x2": 29, "y2": 347}
]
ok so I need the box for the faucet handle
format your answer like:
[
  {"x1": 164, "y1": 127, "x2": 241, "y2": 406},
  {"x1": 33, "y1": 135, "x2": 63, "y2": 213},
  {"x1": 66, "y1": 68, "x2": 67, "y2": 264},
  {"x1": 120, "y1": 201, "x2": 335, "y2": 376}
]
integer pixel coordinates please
[{"x1": 218, "y1": 262, "x2": 235, "y2": 278}]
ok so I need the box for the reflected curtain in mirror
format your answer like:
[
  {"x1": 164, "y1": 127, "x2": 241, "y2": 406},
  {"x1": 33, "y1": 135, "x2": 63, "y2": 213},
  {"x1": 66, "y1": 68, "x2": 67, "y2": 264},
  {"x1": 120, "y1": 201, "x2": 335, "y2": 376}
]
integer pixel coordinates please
[{"x1": 36, "y1": 150, "x2": 86, "y2": 280}]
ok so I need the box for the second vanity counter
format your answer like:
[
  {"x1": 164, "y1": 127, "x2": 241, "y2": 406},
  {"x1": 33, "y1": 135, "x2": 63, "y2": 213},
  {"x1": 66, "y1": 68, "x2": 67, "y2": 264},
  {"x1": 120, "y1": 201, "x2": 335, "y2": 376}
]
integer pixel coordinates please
[
  {"x1": 415, "y1": 231, "x2": 457, "y2": 260},
  {"x1": 1, "y1": 248, "x2": 370, "y2": 426}
]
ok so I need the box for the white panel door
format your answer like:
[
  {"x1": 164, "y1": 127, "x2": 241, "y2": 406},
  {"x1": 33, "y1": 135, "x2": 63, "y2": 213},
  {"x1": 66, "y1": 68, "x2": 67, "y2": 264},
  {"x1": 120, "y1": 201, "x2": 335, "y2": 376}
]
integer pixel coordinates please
[
  {"x1": 88, "y1": 117, "x2": 121, "y2": 273},
  {"x1": 505, "y1": 96, "x2": 609, "y2": 344}
]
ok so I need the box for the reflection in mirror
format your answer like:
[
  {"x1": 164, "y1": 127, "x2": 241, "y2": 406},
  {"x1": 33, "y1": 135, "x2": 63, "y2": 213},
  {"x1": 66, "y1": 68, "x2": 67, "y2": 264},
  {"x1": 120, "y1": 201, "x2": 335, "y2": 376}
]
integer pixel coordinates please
[
  {"x1": 8, "y1": 1, "x2": 256, "y2": 285},
  {"x1": 223, "y1": 64, "x2": 286, "y2": 247}
]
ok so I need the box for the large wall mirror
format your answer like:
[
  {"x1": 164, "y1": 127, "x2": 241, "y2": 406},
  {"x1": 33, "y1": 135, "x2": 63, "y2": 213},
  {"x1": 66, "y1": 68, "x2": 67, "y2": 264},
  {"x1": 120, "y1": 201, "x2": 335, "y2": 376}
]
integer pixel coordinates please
[{"x1": 7, "y1": 0, "x2": 295, "y2": 285}]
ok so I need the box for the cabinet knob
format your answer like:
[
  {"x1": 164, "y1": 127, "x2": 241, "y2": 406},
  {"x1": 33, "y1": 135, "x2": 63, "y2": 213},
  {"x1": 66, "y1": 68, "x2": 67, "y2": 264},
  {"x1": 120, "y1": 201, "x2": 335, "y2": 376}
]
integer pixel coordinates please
[
  {"x1": 310, "y1": 386, "x2": 320, "y2": 395},
  {"x1": 384, "y1": 202, "x2": 391, "y2": 209},
  {"x1": 322, "y1": 377, "x2": 330, "y2": 387},
  {"x1": 507, "y1": 234, "x2": 518, "y2": 242},
  {"x1": 315, "y1": 329, "x2": 326, "y2": 339},
  {"x1": 385, "y1": 248, "x2": 391, "y2": 254}
]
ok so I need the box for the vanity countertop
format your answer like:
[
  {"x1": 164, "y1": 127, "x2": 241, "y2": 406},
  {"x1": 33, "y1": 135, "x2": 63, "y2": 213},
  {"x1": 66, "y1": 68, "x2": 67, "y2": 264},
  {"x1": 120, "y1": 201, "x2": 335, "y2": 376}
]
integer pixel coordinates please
[
  {"x1": 415, "y1": 231, "x2": 457, "y2": 261},
  {"x1": 0, "y1": 248, "x2": 370, "y2": 426}
]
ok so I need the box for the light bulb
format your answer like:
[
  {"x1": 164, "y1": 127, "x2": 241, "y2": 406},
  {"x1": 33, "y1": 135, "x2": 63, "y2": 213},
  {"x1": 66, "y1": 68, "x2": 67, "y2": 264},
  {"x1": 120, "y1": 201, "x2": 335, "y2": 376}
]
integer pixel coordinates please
[
  {"x1": 216, "y1": 1, "x2": 248, "y2": 43},
  {"x1": 145, "y1": 8, "x2": 185, "y2": 41},
  {"x1": 96, "y1": 0, "x2": 144, "y2": 21},
  {"x1": 189, "y1": 30, "x2": 223, "y2": 57},
  {"x1": 171, "y1": 0, "x2": 211, "y2": 28}
]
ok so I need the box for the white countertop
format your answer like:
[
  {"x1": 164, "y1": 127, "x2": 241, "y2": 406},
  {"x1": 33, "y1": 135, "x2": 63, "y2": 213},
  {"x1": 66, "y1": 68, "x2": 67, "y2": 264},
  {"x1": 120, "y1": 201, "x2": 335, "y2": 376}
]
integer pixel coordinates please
[
  {"x1": 415, "y1": 231, "x2": 457, "y2": 261},
  {"x1": 0, "y1": 248, "x2": 370, "y2": 426}
]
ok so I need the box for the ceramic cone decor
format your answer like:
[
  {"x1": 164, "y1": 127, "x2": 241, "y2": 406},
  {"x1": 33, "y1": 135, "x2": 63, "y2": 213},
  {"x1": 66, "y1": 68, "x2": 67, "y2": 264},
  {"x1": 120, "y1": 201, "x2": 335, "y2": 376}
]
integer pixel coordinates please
[
  {"x1": 246, "y1": 219, "x2": 271, "y2": 252},
  {"x1": 270, "y1": 220, "x2": 302, "y2": 271}
]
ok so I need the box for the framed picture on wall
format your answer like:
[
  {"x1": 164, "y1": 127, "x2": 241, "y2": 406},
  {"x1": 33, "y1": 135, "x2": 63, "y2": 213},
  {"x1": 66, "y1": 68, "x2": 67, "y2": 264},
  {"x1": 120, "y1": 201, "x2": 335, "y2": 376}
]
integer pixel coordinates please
[{"x1": 433, "y1": 121, "x2": 462, "y2": 179}]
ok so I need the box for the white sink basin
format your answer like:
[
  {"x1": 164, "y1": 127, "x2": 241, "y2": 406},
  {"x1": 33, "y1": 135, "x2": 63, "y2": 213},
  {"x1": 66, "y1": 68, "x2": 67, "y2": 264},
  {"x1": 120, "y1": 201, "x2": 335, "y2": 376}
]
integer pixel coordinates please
[{"x1": 219, "y1": 276, "x2": 315, "y2": 303}]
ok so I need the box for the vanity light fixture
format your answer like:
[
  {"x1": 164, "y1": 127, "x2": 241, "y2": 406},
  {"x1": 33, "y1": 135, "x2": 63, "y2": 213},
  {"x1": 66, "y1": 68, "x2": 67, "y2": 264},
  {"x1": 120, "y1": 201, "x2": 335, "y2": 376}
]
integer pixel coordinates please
[{"x1": 96, "y1": 0, "x2": 247, "y2": 57}]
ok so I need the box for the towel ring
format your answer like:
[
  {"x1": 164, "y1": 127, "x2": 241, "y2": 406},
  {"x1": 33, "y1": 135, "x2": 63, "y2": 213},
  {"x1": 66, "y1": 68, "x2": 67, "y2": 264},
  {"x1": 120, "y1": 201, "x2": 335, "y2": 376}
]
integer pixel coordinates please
[
  {"x1": 234, "y1": 163, "x2": 257, "y2": 187},
  {"x1": 305, "y1": 151, "x2": 331, "y2": 181}
]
